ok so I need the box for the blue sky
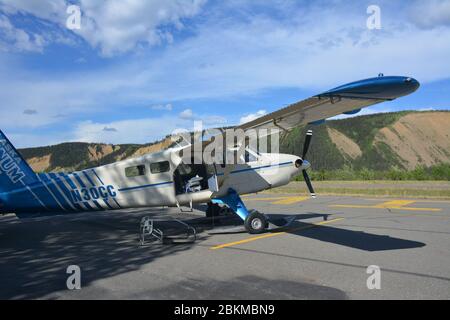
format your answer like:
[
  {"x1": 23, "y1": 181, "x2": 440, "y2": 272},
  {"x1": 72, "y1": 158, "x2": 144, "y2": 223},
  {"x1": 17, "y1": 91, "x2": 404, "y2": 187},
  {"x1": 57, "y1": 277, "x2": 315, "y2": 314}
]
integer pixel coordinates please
[{"x1": 0, "y1": 0, "x2": 449, "y2": 147}]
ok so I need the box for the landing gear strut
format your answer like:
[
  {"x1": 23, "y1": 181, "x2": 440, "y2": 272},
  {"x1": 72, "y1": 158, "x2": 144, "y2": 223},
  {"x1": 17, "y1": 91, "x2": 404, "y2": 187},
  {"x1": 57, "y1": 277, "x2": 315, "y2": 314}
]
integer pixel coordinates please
[
  {"x1": 209, "y1": 189, "x2": 296, "y2": 235},
  {"x1": 211, "y1": 188, "x2": 269, "y2": 234}
]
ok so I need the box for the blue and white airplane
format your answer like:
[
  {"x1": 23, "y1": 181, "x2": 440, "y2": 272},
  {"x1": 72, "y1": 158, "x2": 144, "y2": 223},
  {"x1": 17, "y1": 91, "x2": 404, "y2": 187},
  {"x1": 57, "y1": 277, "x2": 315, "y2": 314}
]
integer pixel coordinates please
[{"x1": 0, "y1": 76, "x2": 419, "y2": 234}]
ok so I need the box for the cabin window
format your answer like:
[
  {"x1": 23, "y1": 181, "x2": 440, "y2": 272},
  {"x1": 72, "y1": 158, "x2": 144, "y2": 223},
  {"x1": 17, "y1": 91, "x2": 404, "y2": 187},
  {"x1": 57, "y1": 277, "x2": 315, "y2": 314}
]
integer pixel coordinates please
[
  {"x1": 125, "y1": 165, "x2": 146, "y2": 177},
  {"x1": 150, "y1": 161, "x2": 170, "y2": 174}
]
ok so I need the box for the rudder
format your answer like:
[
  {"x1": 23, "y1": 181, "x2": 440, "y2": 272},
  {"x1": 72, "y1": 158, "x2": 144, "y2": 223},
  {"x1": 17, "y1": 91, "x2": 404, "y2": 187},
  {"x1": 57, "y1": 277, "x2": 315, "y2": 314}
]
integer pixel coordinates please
[{"x1": 0, "y1": 130, "x2": 38, "y2": 193}]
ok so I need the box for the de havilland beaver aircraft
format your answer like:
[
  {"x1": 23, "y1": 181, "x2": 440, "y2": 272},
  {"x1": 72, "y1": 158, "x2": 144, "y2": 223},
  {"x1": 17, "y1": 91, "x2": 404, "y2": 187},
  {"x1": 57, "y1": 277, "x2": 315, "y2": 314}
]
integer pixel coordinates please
[{"x1": 0, "y1": 75, "x2": 419, "y2": 234}]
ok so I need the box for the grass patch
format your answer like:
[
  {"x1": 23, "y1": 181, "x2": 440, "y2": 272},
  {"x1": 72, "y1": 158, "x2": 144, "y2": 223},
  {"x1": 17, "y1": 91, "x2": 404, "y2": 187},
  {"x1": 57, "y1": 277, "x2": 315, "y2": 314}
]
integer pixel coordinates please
[
  {"x1": 266, "y1": 181, "x2": 450, "y2": 199},
  {"x1": 295, "y1": 164, "x2": 450, "y2": 181}
]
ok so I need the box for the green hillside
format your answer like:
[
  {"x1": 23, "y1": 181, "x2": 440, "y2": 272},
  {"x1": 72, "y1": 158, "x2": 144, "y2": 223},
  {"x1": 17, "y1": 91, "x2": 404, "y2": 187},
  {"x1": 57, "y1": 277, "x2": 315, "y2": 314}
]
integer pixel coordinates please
[
  {"x1": 17, "y1": 111, "x2": 450, "y2": 177},
  {"x1": 280, "y1": 111, "x2": 411, "y2": 171}
]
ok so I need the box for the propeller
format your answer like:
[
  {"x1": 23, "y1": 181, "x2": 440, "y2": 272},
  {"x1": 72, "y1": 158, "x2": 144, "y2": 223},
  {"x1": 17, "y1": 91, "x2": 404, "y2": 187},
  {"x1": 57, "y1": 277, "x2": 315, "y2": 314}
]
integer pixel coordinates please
[
  {"x1": 302, "y1": 169, "x2": 316, "y2": 198},
  {"x1": 301, "y1": 130, "x2": 316, "y2": 198},
  {"x1": 302, "y1": 130, "x2": 313, "y2": 159}
]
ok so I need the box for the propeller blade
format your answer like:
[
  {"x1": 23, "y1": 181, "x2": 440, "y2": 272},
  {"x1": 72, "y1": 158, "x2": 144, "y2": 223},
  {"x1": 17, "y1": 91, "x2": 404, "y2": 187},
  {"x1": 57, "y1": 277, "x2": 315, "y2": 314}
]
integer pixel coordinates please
[
  {"x1": 302, "y1": 169, "x2": 316, "y2": 198},
  {"x1": 302, "y1": 130, "x2": 313, "y2": 159}
]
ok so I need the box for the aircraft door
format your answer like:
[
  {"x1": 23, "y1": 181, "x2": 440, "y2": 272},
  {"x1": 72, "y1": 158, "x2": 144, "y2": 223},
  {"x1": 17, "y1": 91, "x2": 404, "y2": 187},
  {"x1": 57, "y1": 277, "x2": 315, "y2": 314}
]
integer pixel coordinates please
[{"x1": 147, "y1": 160, "x2": 176, "y2": 206}]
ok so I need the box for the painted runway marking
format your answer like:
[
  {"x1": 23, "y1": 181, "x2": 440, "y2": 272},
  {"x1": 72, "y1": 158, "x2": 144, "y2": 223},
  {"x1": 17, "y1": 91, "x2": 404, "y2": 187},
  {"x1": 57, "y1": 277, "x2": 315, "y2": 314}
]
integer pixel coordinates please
[
  {"x1": 243, "y1": 197, "x2": 286, "y2": 201},
  {"x1": 272, "y1": 196, "x2": 309, "y2": 205},
  {"x1": 364, "y1": 198, "x2": 450, "y2": 204},
  {"x1": 210, "y1": 218, "x2": 344, "y2": 250},
  {"x1": 331, "y1": 200, "x2": 442, "y2": 212},
  {"x1": 244, "y1": 196, "x2": 309, "y2": 205}
]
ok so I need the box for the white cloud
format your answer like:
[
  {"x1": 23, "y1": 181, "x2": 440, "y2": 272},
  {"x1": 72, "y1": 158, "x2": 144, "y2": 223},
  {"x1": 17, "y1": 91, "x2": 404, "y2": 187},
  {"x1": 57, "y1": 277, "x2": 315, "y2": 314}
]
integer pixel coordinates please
[
  {"x1": 179, "y1": 108, "x2": 226, "y2": 125},
  {"x1": 0, "y1": 14, "x2": 47, "y2": 52},
  {"x1": 409, "y1": 0, "x2": 450, "y2": 29},
  {"x1": 72, "y1": 114, "x2": 217, "y2": 144},
  {"x1": 9, "y1": 115, "x2": 198, "y2": 147},
  {"x1": 151, "y1": 103, "x2": 173, "y2": 111},
  {"x1": 2, "y1": 1, "x2": 450, "y2": 147},
  {"x1": 9, "y1": 131, "x2": 71, "y2": 148},
  {"x1": 73, "y1": 117, "x2": 178, "y2": 144},
  {"x1": 68, "y1": 110, "x2": 227, "y2": 145},
  {"x1": 203, "y1": 115, "x2": 227, "y2": 125},
  {"x1": 179, "y1": 108, "x2": 194, "y2": 119},
  {"x1": 94, "y1": 2, "x2": 450, "y2": 101},
  {"x1": 0, "y1": 0, "x2": 206, "y2": 56},
  {"x1": 240, "y1": 110, "x2": 266, "y2": 124},
  {"x1": 329, "y1": 107, "x2": 394, "y2": 120},
  {"x1": 75, "y1": 0, "x2": 206, "y2": 56},
  {"x1": 0, "y1": 0, "x2": 67, "y2": 23}
]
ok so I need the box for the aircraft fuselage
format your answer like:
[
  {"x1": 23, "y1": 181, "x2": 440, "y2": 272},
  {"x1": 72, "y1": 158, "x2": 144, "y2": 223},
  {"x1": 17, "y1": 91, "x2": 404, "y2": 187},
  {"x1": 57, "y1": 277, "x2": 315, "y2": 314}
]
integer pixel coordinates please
[{"x1": 0, "y1": 148, "x2": 303, "y2": 216}]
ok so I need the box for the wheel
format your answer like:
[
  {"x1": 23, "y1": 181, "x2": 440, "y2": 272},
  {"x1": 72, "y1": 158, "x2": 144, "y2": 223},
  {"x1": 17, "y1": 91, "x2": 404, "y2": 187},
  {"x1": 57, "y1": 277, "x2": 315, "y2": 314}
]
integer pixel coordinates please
[
  {"x1": 206, "y1": 202, "x2": 221, "y2": 218},
  {"x1": 244, "y1": 211, "x2": 267, "y2": 234}
]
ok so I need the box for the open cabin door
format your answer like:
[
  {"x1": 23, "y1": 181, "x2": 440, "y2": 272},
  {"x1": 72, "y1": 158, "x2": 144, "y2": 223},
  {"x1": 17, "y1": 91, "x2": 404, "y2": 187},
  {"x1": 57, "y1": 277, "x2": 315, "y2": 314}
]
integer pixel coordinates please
[{"x1": 173, "y1": 161, "x2": 217, "y2": 207}]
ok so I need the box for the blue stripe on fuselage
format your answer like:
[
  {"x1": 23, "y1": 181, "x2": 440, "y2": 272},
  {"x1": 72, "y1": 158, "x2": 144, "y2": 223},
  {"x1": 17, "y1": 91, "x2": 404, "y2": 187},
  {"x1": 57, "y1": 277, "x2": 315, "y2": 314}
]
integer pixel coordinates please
[
  {"x1": 58, "y1": 172, "x2": 77, "y2": 189},
  {"x1": 117, "y1": 162, "x2": 294, "y2": 193},
  {"x1": 216, "y1": 161, "x2": 293, "y2": 176},
  {"x1": 91, "y1": 169, "x2": 121, "y2": 209},
  {"x1": 82, "y1": 170, "x2": 111, "y2": 211},
  {"x1": 82, "y1": 171, "x2": 95, "y2": 187},
  {"x1": 38, "y1": 174, "x2": 72, "y2": 212},
  {"x1": 55, "y1": 172, "x2": 97, "y2": 211},
  {"x1": 92, "y1": 169, "x2": 104, "y2": 185},
  {"x1": 73, "y1": 172, "x2": 87, "y2": 188},
  {"x1": 118, "y1": 181, "x2": 173, "y2": 192},
  {"x1": 48, "y1": 173, "x2": 83, "y2": 211}
]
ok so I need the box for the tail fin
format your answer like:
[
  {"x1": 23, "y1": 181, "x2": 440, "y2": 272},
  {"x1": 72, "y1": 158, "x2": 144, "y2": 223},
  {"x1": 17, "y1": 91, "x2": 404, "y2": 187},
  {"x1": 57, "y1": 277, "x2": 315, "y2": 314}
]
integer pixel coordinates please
[{"x1": 0, "y1": 130, "x2": 38, "y2": 193}]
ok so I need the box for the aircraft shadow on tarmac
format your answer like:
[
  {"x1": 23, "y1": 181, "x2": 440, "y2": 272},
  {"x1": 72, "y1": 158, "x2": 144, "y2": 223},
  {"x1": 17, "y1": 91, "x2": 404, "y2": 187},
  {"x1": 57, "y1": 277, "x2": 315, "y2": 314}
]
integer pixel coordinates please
[
  {"x1": 134, "y1": 275, "x2": 348, "y2": 300},
  {"x1": 181, "y1": 211, "x2": 425, "y2": 253},
  {"x1": 0, "y1": 209, "x2": 206, "y2": 300},
  {"x1": 281, "y1": 212, "x2": 426, "y2": 252},
  {"x1": 0, "y1": 208, "x2": 426, "y2": 299}
]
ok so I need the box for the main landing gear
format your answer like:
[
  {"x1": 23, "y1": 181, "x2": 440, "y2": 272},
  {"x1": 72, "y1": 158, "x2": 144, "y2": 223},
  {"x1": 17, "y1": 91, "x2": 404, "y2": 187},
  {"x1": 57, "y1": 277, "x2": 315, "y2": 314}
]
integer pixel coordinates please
[
  {"x1": 211, "y1": 189, "x2": 269, "y2": 234},
  {"x1": 244, "y1": 210, "x2": 267, "y2": 234}
]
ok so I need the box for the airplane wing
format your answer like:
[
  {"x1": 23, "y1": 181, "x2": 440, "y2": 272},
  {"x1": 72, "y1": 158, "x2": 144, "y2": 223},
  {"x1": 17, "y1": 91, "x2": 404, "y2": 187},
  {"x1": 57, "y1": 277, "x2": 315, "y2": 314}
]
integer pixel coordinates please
[
  {"x1": 238, "y1": 76, "x2": 420, "y2": 133},
  {"x1": 178, "y1": 75, "x2": 420, "y2": 193},
  {"x1": 180, "y1": 76, "x2": 420, "y2": 154}
]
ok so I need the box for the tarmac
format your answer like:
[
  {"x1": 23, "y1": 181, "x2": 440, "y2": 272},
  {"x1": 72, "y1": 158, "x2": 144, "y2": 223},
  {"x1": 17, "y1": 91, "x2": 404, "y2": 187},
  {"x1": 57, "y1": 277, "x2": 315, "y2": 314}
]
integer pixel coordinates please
[{"x1": 1, "y1": 194, "x2": 449, "y2": 300}]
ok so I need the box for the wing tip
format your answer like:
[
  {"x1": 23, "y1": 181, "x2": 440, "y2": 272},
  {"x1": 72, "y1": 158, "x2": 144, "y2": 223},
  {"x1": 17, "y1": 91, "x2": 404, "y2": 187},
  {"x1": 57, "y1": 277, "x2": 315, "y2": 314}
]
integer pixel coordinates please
[{"x1": 319, "y1": 75, "x2": 420, "y2": 101}]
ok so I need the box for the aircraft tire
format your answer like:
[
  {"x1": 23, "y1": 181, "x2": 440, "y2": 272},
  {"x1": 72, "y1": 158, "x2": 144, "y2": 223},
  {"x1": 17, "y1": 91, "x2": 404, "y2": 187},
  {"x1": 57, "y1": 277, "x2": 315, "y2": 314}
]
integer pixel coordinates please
[{"x1": 244, "y1": 211, "x2": 267, "y2": 234}]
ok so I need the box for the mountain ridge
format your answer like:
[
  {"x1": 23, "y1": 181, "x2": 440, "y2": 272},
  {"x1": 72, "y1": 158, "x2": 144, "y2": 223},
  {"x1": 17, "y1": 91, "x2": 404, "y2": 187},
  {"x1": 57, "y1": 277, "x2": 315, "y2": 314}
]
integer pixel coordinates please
[{"x1": 17, "y1": 110, "x2": 450, "y2": 173}]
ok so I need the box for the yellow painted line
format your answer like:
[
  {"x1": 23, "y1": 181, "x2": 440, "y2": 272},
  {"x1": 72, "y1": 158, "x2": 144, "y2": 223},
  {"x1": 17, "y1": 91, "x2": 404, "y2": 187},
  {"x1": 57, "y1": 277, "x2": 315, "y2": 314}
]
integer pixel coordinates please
[
  {"x1": 331, "y1": 200, "x2": 441, "y2": 212},
  {"x1": 332, "y1": 204, "x2": 441, "y2": 212},
  {"x1": 412, "y1": 199, "x2": 450, "y2": 203},
  {"x1": 331, "y1": 204, "x2": 376, "y2": 209},
  {"x1": 271, "y1": 196, "x2": 309, "y2": 205},
  {"x1": 386, "y1": 207, "x2": 441, "y2": 212},
  {"x1": 245, "y1": 196, "x2": 309, "y2": 205},
  {"x1": 245, "y1": 197, "x2": 288, "y2": 202},
  {"x1": 364, "y1": 198, "x2": 450, "y2": 203},
  {"x1": 374, "y1": 200, "x2": 416, "y2": 208},
  {"x1": 210, "y1": 218, "x2": 344, "y2": 250}
]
